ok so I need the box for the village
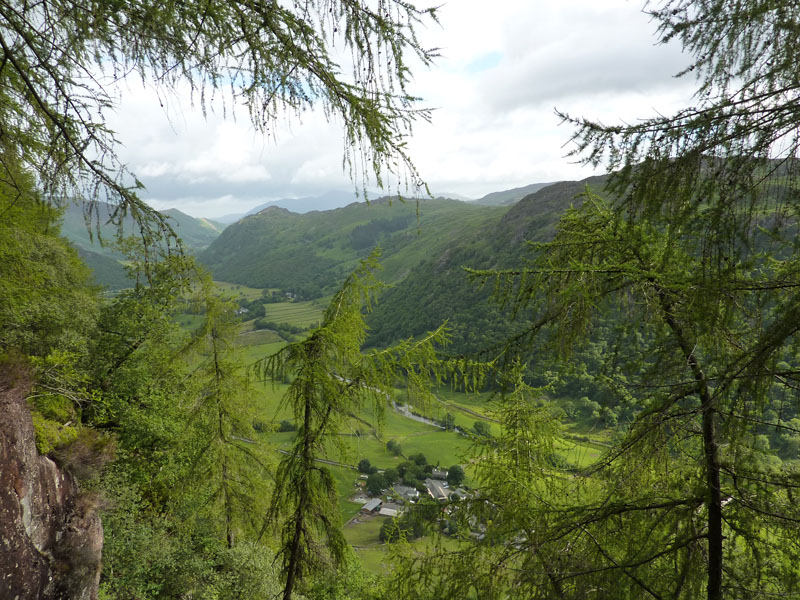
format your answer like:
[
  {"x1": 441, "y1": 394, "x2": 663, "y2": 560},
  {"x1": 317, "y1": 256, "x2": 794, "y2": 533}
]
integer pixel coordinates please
[{"x1": 343, "y1": 455, "x2": 473, "y2": 552}]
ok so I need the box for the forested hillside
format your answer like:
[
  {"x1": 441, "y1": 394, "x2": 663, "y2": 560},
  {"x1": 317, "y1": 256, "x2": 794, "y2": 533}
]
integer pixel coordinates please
[
  {"x1": 198, "y1": 197, "x2": 506, "y2": 298},
  {"x1": 367, "y1": 176, "x2": 609, "y2": 353},
  {"x1": 60, "y1": 202, "x2": 226, "y2": 290}
]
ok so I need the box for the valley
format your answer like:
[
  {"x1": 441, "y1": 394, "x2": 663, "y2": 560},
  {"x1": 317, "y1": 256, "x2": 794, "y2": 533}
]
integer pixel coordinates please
[
  {"x1": 6, "y1": 2, "x2": 800, "y2": 598},
  {"x1": 55, "y1": 170, "x2": 800, "y2": 594},
  {"x1": 189, "y1": 244, "x2": 615, "y2": 574}
]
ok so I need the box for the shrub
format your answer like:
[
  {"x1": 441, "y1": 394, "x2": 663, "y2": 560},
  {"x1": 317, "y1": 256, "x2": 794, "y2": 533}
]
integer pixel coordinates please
[
  {"x1": 31, "y1": 412, "x2": 79, "y2": 455},
  {"x1": 446, "y1": 465, "x2": 465, "y2": 487},
  {"x1": 410, "y1": 452, "x2": 427, "y2": 466},
  {"x1": 54, "y1": 428, "x2": 116, "y2": 480},
  {"x1": 384, "y1": 468, "x2": 399, "y2": 485},
  {"x1": 473, "y1": 421, "x2": 492, "y2": 437},
  {"x1": 386, "y1": 439, "x2": 402, "y2": 456},
  {"x1": 366, "y1": 472, "x2": 386, "y2": 496},
  {"x1": 277, "y1": 420, "x2": 297, "y2": 432}
]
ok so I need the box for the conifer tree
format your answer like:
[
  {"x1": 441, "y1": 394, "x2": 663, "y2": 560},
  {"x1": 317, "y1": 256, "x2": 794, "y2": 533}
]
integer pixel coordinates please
[
  {"x1": 257, "y1": 251, "x2": 469, "y2": 600},
  {"x1": 0, "y1": 0, "x2": 438, "y2": 237},
  {"x1": 393, "y1": 2, "x2": 800, "y2": 599},
  {"x1": 554, "y1": 4, "x2": 800, "y2": 596},
  {"x1": 181, "y1": 275, "x2": 272, "y2": 548}
]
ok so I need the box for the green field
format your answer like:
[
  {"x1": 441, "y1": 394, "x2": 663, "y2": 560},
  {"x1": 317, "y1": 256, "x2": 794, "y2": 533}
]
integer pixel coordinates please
[
  {"x1": 398, "y1": 388, "x2": 502, "y2": 439},
  {"x1": 344, "y1": 515, "x2": 387, "y2": 547},
  {"x1": 174, "y1": 313, "x2": 205, "y2": 330},
  {"x1": 433, "y1": 388, "x2": 499, "y2": 418},
  {"x1": 394, "y1": 431, "x2": 473, "y2": 469},
  {"x1": 213, "y1": 280, "x2": 265, "y2": 300},
  {"x1": 236, "y1": 329, "x2": 283, "y2": 346},
  {"x1": 264, "y1": 300, "x2": 325, "y2": 328},
  {"x1": 556, "y1": 438, "x2": 603, "y2": 468},
  {"x1": 350, "y1": 526, "x2": 466, "y2": 574},
  {"x1": 353, "y1": 544, "x2": 392, "y2": 574},
  {"x1": 240, "y1": 340, "x2": 286, "y2": 366},
  {"x1": 329, "y1": 465, "x2": 364, "y2": 522}
]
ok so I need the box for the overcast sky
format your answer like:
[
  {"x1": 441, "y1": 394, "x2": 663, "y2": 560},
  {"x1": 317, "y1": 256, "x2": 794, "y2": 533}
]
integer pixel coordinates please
[{"x1": 107, "y1": 0, "x2": 696, "y2": 218}]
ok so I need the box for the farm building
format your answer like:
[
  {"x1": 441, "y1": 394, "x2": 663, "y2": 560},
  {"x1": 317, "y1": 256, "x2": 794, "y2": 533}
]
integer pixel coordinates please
[
  {"x1": 431, "y1": 467, "x2": 448, "y2": 480},
  {"x1": 362, "y1": 498, "x2": 382, "y2": 513},
  {"x1": 392, "y1": 485, "x2": 420, "y2": 503},
  {"x1": 425, "y1": 478, "x2": 448, "y2": 502},
  {"x1": 379, "y1": 503, "x2": 403, "y2": 518}
]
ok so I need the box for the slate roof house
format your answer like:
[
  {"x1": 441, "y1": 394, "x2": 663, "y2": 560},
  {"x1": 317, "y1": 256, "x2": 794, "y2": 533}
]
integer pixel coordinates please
[
  {"x1": 425, "y1": 478, "x2": 448, "y2": 501},
  {"x1": 392, "y1": 485, "x2": 420, "y2": 503},
  {"x1": 431, "y1": 467, "x2": 448, "y2": 480}
]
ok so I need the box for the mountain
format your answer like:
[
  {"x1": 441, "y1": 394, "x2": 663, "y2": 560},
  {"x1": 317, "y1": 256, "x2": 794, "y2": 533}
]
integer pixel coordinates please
[
  {"x1": 216, "y1": 190, "x2": 372, "y2": 223},
  {"x1": 197, "y1": 197, "x2": 507, "y2": 298},
  {"x1": 60, "y1": 202, "x2": 226, "y2": 289},
  {"x1": 216, "y1": 190, "x2": 476, "y2": 224},
  {"x1": 365, "y1": 175, "x2": 609, "y2": 352},
  {"x1": 432, "y1": 191, "x2": 474, "y2": 201},
  {"x1": 160, "y1": 208, "x2": 226, "y2": 248},
  {"x1": 473, "y1": 182, "x2": 556, "y2": 206},
  {"x1": 198, "y1": 175, "x2": 609, "y2": 353}
]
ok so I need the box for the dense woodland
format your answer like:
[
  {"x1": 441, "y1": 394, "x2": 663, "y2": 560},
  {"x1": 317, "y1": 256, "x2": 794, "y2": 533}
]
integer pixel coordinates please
[{"x1": 4, "y1": 0, "x2": 800, "y2": 599}]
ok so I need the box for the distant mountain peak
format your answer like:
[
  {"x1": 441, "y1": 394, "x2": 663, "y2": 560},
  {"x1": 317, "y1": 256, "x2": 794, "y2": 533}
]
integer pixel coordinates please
[
  {"x1": 474, "y1": 182, "x2": 556, "y2": 206},
  {"x1": 253, "y1": 205, "x2": 294, "y2": 217},
  {"x1": 217, "y1": 189, "x2": 374, "y2": 223}
]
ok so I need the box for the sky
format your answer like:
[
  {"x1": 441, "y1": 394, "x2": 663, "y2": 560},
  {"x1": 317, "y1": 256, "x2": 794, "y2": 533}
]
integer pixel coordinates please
[{"x1": 106, "y1": 0, "x2": 696, "y2": 218}]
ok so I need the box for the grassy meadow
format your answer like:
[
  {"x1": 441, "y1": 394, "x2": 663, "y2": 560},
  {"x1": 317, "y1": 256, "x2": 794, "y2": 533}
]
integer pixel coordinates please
[
  {"x1": 213, "y1": 280, "x2": 266, "y2": 300},
  {"x1": 263, "y1": 299, "x2": 325, "y2": 328}
]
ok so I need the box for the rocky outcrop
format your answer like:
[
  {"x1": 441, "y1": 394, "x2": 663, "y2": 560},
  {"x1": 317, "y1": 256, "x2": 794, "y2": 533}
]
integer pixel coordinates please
[{"x1": 0, "y1": 366, "x2": 102, "y2": 600}]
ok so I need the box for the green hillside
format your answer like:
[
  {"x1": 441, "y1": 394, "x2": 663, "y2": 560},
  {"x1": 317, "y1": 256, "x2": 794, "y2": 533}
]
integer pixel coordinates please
[
  {"x1": 196, "y1": 178, "x2": 610, "y2": 354},
  {"x1": 198, "y1": 197, "x2": 507, "y2": 298},
  {"x1": 160, "y1": 208, "x2": 227, "y2": 248},
  {"x1": 366, "y1": 175, "x2": 610, "y2": 353},
  {"x1": 75, "y1": 247, "x2": 136, "y2": 291},
  {"x1": 60, "y1": 201, "x2": 226, "y2": 289}
]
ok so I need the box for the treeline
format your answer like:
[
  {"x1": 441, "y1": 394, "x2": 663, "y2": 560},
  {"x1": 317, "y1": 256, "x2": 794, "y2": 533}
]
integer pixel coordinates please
[
  {"x1": 349, "y1": 215, "x2": 413, "y2": 250},
  {"x1": 252, "y1": 319, "x2": 305, "y2": 340}
]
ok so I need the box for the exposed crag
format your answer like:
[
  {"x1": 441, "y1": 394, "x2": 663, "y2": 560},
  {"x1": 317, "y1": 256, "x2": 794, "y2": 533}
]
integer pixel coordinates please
[{"x1": 0, "y1": 366, "x2": 102, "y2": 600}]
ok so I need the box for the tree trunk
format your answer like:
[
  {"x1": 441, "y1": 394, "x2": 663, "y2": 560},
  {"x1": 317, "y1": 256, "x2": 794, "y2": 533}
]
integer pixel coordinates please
[
  {"x1": 282, "y1": 385, "x2": 314, "y2": 600},
  {"x1": 702, "y1": 401, "x2": 723, "y2": 600},
  {"x1": 657, "y1": 289, "x2": 723, "y2": 600}
]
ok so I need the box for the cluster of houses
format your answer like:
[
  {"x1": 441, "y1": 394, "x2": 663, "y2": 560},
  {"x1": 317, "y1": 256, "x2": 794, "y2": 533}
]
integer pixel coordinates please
[
  {"x1": 423, "y1": 478, "x2": 470, "y2": 502},
  {"x1": 357, "y1": 465, "x2": 470, "y2": 518},
  {"x1": 349, "y1": 464, "x2": 480, "y2": 547}
]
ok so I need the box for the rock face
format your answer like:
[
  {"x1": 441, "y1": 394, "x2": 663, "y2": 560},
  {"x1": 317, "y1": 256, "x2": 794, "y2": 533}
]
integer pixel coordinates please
[{"x1": 0, "y1": 367, "x2": 102, "y2": 600}]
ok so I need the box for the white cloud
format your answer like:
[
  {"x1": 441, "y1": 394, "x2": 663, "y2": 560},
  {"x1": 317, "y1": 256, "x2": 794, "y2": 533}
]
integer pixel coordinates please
[{"x1": 106, "y1": 0, "x2": 698, "y2": 216}]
